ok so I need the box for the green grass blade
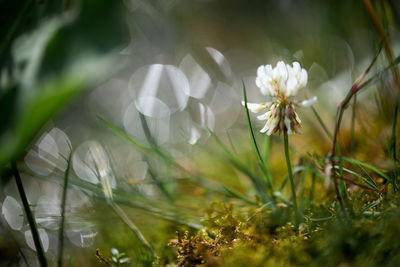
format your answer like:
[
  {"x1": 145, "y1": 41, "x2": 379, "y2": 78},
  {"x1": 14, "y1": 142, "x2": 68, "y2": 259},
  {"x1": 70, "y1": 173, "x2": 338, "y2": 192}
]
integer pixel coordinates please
[
  {"x1": 242, "y1": 81, "x2": 274, "y2": 196},
  {"x1": 262, "y1": 135, "x2": 275, "y2": 186},
  {"x1": 336, "y1": 147, "x2": 351, "y2": 212},
  {"x1": 146, "y1": 161, "x2": 174, "y2": 202},
  {"x1": 139, "y1": 113, "x2": 156, "y2": 147},
  {"x1": 222, "y1": 185, "x2": 257, "y2": 205},
  {"x1": 333, "y1": 166, "x2": 379, "y2": 190},
  {"x1": 262, "y1": 135, "x2": 272, "y2": 164},
  {"x1": 342, "y1": 157, "x2": 392, "y2": 182},
  {"x1": 283, "y1": 132, "x2": 300, "y2": 226},
  {"x1": 98, "y1": 116, "x2": 151, "y2": 153},
  {"x1": 278, "y1": 166, "x2": 325, "y2": 192},
  {"x1": 26, "y1": 167, "x2": 202, "y2": 231},
  {"x1": 391, "y1": 92, "x2": 399, "y2": 189},
  {"x1": 57, "y1": 152, "x2": 72, "y2": 267},
  {"x1": 110, "y1": 203, "x2": 157, "y2": 259},
  {"x1": 226, "y1": 130, "x2": 238, "y2": 154},
  {"x1": 209, "y1": 130, "x2": 270, "y2": 201},
  {"x1": 311, "y1": 106, "x2": 332, "y2": 139},
  {"x1": 309, "y1": 173, "x2": 316, "y2": 203},
  {"x1": 357, "y1": 164, "x2": 378, "y2": 188},
  {"x1": 247, "y1": 201, "x2": 276, "y2": 221},
  {"x1": 68, "y1": 254, "x2": 74, "y2": 267},
  {"x1": 99, "y1": 118, "x2": 226, "y2": 196},
  {"x1": 99, "y1": 115, "x2": 191, "y2": 179},
  {"x1": 361, "y1": 199, "x2": 382, "y2": 213},
  {"x1": 12, "y1": 162, "x2": 47, "y2": 267},
  {"x1": 272, "y1": 191, "x2": 292, "y2": 206},
  {"x1": 136, "y1": 114, "x2": 173, "y2": 201}
]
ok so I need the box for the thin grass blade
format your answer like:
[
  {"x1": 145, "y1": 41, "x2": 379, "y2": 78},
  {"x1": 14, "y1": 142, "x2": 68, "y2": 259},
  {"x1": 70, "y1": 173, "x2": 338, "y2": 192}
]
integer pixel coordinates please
[
  {"x1": 12, "y1": 162, "x2": 47, "y2": 267},
  {"x1": 361, "y1": 199, "x2": 383, "y2": 213},
  {"x1": 342, "y1": 157, "x2": 392, "y2": 182},
  {"x1": 311, "y1": 106, "x2": 332, "y2": 139},
  {"x1": 98, "y1": 116, "x2": 151, "y2": 152},
  {"x1": 222, "y1": 185, "x2": 257, "y2": 205},
  {"x1": 242, "y1": 81, "x2": 274, "y2": 195},
  {"x1": 57, "y1": 152, "x2": 72, "y2": 267}
]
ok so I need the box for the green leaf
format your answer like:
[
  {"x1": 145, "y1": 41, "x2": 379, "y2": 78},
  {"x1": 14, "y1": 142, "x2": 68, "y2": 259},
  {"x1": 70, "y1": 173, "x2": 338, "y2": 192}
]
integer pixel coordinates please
[
  {"x1": 0, "y1": 75, "x2": 82, "y2": 169},
  {"x1": 342, "y1": 157, "x2": 392, "y2": 183}
]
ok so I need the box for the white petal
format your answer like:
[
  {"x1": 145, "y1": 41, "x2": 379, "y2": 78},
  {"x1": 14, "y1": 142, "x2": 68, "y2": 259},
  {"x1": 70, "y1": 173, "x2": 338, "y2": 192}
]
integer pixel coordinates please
[
  {"x1": 241, "y1": 101, "x2": 266, "y2": 113},
  {"x1": 265, "y1": 64, "x2": 272, "y2": 75},
  {"x1": 301, "y1": 96, "x2": 317, "y2": 107},
  {"x1": 300, "y1": 69, "x2": 308, "y2": 87},
  {"x1": 256, "y1": 65, "x2": 273, "y2": 96},
  {"x1": 286, "y1": 77, "x2": 298, "y2": 97},
  {"x1": 260, "y1": 122, "x2": 270, "y2": 133},
  {"x1": 273, "y1": 61, "x2": 283, "y2": 80},
  {"x1": 25, "y1": 229, "x2": 49, "y2": 252},
  {"x1": 2, "y1": 196, "x2": 24, "y2": 230},
  {"x1": 257, "y1": 66, "x2": 265, "y2": 79},
  {"x1": 292, "y1": 62, "x2": 301, "y2": 74},
  {"x1": 295, "y1": 112, "x2": 302, "y2": 124},
  {"x1": 257, "y1": 110, "x2": 271, "y2": 120},
  {"x1": 277, "y1": 61, "x2": 288, "y2": 81},
  {"x1": 284, "y1": 116, "x2": 292, "y2": 135},
  {"x1": 256, "y1": 77, "x2": 269, "y2": 95},
  {"x1": 255, "y1": 76, "x2": 262, "y2": 88},
  {"x1": 266, "y1": 118, "x2": 279, "y2": 135},
  {"x1": 294, "y1": 125, "x2": 302, "y2": 134}
]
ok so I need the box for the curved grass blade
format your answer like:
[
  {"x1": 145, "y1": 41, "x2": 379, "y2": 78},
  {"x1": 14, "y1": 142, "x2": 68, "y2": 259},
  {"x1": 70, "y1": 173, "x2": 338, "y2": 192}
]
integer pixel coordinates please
[
  {"x1": 28, "y1": 168, "x2": 203, "y2": 231},
  {"x1": 98, "y1": 116, "x2": 151, "y2": 153},
  {"x1": 110, "y1": 203, "x2": 157, "y2": 259},
  {"x1": 242, "y1": 81, "x2": 274, "y2": 196},
  {"x1": 222, "y1": 185, "x2": 257, "y2": 206},
  {"x1": 333, "y1": 166, "x2": 379, "y2": 190},
  {"x1": 361, "y1": 199, "x2": 382, "y2": 213},
  {"x1": 278, "y1": 166, "x2": 325, "y2": 192},
  {"x1": 138, "y1": 114, "x2": 174, "y2": 201},
  {"x1": 247, "y1": 201, "x2": 276, "y2": 221},
  {"x1": 209, "y1": 130, "x2": 270, "y2": 202},
  {"x1": 100, "y1": 116, "x2": 228, "y2": 196},
  {"x1": 342, "y1": 157, "x2": 392, "y2": 183},
  {"x1": 272, "y1": 191, "x2": 292, "y2": 206},
  {"x1": 357, "y1": 163, "x2": 378, "y2": 188}
]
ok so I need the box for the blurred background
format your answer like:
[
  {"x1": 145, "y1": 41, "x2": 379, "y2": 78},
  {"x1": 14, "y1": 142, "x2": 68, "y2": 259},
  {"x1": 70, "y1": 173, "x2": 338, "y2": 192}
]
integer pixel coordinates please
[{"x1": 1, "y1": 0, "x2": 399, "y2": 266}]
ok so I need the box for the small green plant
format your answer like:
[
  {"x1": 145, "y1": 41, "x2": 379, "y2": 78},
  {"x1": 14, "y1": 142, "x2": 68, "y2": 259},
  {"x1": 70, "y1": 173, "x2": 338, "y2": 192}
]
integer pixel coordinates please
[
  {"x1": 111, "y1": 248, "x2": 131, "y2": 266},
  {"x1": 243, "y1": 61, "x2": 316, "y2": 226}
]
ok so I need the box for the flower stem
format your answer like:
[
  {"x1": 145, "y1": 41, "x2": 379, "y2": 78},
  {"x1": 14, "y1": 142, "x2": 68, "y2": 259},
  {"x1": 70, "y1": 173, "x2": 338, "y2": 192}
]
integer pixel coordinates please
[
  {"x1": 327, "y1": 45, "x2": 382, "y2": 218},
  {"x1": 12, "y1": 162, "x2": 48, "y2": 267},
  {"x1": 283, "y1": 132, "x2": 299, "y2": 226}
]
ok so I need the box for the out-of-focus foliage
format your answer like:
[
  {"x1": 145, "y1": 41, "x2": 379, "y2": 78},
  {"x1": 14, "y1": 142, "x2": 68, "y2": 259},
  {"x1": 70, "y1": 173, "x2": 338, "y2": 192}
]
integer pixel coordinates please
[{"x1": 0, "y1": 0, "x2": 125, "y2": 171}]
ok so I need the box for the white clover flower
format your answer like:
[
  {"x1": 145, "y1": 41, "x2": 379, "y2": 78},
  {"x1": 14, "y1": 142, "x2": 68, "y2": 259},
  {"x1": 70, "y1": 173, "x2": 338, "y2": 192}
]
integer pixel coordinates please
[{"x1": 243, "y1": 61, "x2": 317, "y2": 135}]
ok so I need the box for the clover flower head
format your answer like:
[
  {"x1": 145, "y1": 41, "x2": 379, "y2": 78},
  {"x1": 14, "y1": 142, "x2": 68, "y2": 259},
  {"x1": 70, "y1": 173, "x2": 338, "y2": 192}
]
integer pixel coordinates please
[{"x1": 243, "y1": 61, "x2": 317, "y2": 135}]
